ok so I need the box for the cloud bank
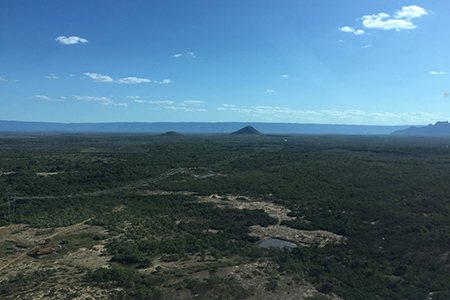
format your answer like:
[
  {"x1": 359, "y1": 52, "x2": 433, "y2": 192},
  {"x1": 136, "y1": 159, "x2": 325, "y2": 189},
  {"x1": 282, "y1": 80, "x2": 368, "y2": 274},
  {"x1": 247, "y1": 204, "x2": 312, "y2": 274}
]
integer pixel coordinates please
[{"x1": 217, "y1": 105, "x2": 439, "y2": 125}]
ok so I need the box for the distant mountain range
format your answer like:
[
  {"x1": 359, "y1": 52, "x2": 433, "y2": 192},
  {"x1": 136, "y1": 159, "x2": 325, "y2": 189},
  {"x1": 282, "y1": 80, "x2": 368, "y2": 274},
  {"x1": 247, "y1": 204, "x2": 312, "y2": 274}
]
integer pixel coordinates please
[
  {"x1": 391, "y1": 121, "x2": 450, "y2": 135},
  {"x1": 0, "y1": 120, "x2": 412, "y2": 135}
]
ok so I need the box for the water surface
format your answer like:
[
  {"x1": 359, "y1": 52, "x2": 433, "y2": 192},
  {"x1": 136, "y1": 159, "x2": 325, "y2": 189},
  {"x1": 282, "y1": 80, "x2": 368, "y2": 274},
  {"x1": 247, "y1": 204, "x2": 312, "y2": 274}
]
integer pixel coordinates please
[{"x1": 258, "y1": 238, "x2": 298, "y2": 250}]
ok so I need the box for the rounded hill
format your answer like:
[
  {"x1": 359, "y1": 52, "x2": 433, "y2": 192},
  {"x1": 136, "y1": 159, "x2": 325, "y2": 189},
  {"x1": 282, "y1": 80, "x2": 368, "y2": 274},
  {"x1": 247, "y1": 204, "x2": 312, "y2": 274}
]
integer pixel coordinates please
[{"x1": 159, "y1": 131, "x2": 182, "y2": 137}]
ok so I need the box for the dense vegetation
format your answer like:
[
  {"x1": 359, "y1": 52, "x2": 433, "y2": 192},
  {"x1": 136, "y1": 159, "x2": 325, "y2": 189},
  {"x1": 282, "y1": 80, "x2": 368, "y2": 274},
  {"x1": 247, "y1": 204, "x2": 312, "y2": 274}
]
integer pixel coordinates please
[
  {"x1": 91, "y1": 194, "x2": 275, "y2": 266},
  {"x1": 2, "y1": 133, "x2": 450, "y2": 299}
]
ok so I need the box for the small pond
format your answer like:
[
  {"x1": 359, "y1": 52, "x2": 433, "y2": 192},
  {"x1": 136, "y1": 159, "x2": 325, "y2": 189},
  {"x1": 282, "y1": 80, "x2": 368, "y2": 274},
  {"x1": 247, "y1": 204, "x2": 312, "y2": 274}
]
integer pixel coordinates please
[{"x1": 258, "y1": 238, "x2": 298, "y2": 250}]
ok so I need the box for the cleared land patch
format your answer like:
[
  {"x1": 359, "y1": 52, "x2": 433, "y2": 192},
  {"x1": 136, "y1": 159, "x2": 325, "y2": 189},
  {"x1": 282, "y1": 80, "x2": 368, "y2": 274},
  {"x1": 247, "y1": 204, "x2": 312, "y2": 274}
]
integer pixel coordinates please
[{"x1": 197, "y1": 194, "x2": 343, "y2": 247}]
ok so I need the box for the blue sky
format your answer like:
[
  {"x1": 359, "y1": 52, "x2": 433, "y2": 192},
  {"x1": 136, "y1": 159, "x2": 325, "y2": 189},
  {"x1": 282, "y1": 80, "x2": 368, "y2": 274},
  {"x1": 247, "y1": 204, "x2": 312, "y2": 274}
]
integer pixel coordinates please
[{"x1": 1, "y1": 1, "x2": 449, "y2": 125}]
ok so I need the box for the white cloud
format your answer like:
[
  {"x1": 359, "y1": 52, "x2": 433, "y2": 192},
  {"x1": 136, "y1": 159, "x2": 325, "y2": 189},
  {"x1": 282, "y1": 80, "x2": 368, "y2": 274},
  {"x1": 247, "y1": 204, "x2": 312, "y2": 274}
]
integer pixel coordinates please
[
  {"x1": 362, "y1": 44, "x2": 372, "y2": 48},
  {"x1": 322, "y1": 109, "x2": 365, "y2": 118},
  {"x1": 361, "y1": 6, "x2": 427, "y2": 31},
  {"x1": 148, "y1": 100, "x2": 174, "y2": 104},
  {"x1": 74, "y1": 95, "x2": 111, "y2": 102},
  {"x1": 362, "y1": 13, "x2": 416, "y2": 30},
  {"x1": 46, "y1": 73, "x2": 59, "y2": 79},
  {"x1": 217, "y1": 105, "x2": 320, "y2": 118},
  {"x1": 159, "y1": 79, "x2": 172, "y2": 84},
  {"x1": 163, "y1": 106, "x2": 206, "y2": 112},
  {"x1": 339, "y1": 26, "x2": 365, "y2": 35},
  {"x1": 186, "y1": 52, "x2": 197, "y2": 58},
  {"x1": 326, "y1": 110, "x2": 438, "y2": 124},
  {"x1": 0, "y1": 75, "x2": 16, "y2": 82},
  {"x1": 394, "y1": 5, "x2": 428, "y2": 19},
  {"x1": 56, "y1": 36, "x2": 88, "y2": 45},
  {"x1": 84, "y1": 73, "x2": 153, "y2": 84},
  {"x1": 34, "y1": 95, "x2": 65, "y2": 101},
  {"x1": 266, "y1": 89, "x2": 274, "y2": 93},
  {"x1": 84, "y1": 73, "x2": 113, "y2": 82},
  {"x1": 183, "y1": 100, "x2": 205, "y2": 106},
  {"x1": 174, "y1": 52, "x2": 198, "y2": 58},
  {"x1": 34, "y1": 95, "x2": 52, "y2": 101},
  {"x1": 338, "y1": 5, "x2": 428, "y2": 42},
  {"x1": 217, "y1": 105, "x2": 439, "y2": 124},
  {"x1": 340, "y1": 26, "x2": 354, "y2": 33},
  {"x1": 429, "y1": 71, "x2": 446, "y2": 75},
  {"x1": 74, "y1": 95, "x2": 127, "y2": 106},
  {"x1": 134, "y1": 100, "x2": 147, "y2": 103},
  {"x1": 118, "y1": 77, "x2": 151, "y2": 84},
  {"x1": 110, "y1": 102, "x2": 128, "y2": 107},
  {"x1": 282, "y1": 75, "x2": 289, "y2": 78}
]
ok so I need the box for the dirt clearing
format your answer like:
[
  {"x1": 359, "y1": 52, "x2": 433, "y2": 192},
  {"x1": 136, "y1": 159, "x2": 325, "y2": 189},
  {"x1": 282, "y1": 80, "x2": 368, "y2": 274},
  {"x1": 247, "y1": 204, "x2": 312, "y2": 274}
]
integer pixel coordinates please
[{"x1": 197, "y1": 194, "x2": 344, "y2": 247}]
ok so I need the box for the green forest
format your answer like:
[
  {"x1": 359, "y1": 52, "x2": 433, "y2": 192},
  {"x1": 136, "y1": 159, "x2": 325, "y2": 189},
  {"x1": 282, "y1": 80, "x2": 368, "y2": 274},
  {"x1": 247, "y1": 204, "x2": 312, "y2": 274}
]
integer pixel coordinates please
[{"x1": 1, "y1": 133, "x2": 450, "y2": 299}]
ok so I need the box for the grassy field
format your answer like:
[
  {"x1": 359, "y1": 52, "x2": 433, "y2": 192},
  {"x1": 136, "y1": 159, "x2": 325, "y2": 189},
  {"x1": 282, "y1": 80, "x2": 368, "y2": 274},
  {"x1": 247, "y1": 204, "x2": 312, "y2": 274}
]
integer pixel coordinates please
[{"x1": 1, "y1": 133, "x2": 450, "y2": 299}]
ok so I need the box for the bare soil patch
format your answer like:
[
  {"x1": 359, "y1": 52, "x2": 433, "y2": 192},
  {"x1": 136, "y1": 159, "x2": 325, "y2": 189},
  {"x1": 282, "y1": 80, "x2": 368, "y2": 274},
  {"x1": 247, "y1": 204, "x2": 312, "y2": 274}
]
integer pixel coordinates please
[
  {"x1": 250, "y1": 225, "x2": 343, "y2": 247},
  {"x1": 197, "y1": 194, "x2": 295, "y2": 222},
  {"x1": 0, "y1": 171, "x2": 15, "y2": 176},
  {"x1": 0, "y1": 221, "x2": 114, "y2": 299},
  {"x1": 197, "y1": 194, "x2": 344, "y2": 247},
  {"x1": 35, "y1": 171, "x2": 65, "y2": 176},
  {"x1": 139, "y1": 189, "x2": 195, "y2": 196},
  {"x1": 0, "y1": 221, "x2": 108, "y2": 276},
  {"x1": 62, "y1": 245, "x2": 110, "y2": 269}
]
